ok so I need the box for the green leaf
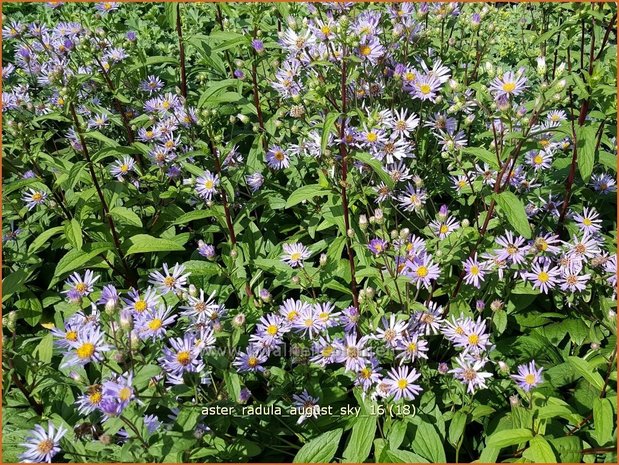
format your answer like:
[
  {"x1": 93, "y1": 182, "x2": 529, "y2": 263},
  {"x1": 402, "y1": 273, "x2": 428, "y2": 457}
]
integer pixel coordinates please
[
  {"x1": 462, "y1": 147, "x2": 500, "y2": 169},
  {"x1": 65, "y1": 218, "x2": 83, "y2": 250},
  {"x1": 567, "y1": 356, "x2": 605, "y2": 391},
  {"x1": 171, "y1": 209, "x2": 218, "y2": 225},
  {"x1": 576, "y1": 125, "x2": 598, "y2": 182},
  {"x1": 593, "y1": 398, "x2": 614, "y2": 445},
  {"x1": 28, "y1": 226, "x2": 64, "y2": 254},
  {"x1": 125, "y1": 234, "x2": 185, "y2": 255},
  {"x1": 494, "y1": 191, "x2": 532, "y2": 238},
  {"x1": 110, "y1": 207, "x2": 142, "y2": 228},
  {"x1": 285, "y1": 184, "x2": 331, "y2": 208},
  {"x1": 15, "y1": 293, "x2": 43, "y2": 326},
  {"x1": 448, "y1": 411, "x2": 467, "y2": 447},
  {"x1": 182, "y1": 260, "x2": 220, "y2": 277},
  {"x1": 486, "y1": 428, "x2": 533, "y2": 448},
  {"x1": 411, "y1": 423, "x2": 446, "y2": 462},
  {"x1": 223, "y1": 371, "x2": 241, "y2": 403},
  {"x1": 342, "y1": 416, "x2": 377, "y2": 462},
  {"x1": 2, "y1": 269, "x2": 29, "y2": 302},
  {"x1": 293, "y1": 428, "x2": 342, "y2": 463},
  {"x1": 50, "y1": 243, "x2": 114, "y2": 287},
  {"x1": 523, "y1": 436, "x2": 557, "y2": 463},
  {"x1": 384, "y1": 449, "x2": 429, "y2": 463},
  {"x1": 353, "y1": 152, "x2": 394, "y2": 188},
  {"x1": 35, "y1": 333, "x2": 54, "y2": 363},
  {"x1": 322, "y1": 112, "x2": 340, "y2": 155},
  {"x1": 548, "y1": 436, "x2": 582, "y2": 463}
]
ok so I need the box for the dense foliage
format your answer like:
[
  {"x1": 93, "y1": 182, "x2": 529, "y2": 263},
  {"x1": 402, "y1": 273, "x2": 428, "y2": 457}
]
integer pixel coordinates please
[{"x1": 2, "y1": 2, "x2": 617, "y2": 463}]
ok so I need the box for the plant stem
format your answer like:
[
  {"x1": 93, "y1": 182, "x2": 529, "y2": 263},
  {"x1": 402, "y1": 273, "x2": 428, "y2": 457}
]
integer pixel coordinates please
[{"x1": 176, "y1": 3, "x2": 187, "y2": 99}]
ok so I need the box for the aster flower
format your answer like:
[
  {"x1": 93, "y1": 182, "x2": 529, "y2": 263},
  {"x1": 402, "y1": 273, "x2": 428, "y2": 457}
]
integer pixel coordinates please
[
  {"x1": 314, "y1": 302, "x2": 341, "y2": 329},
  {"x1": 291, "y1": 304, "x2": 325, "y2": 338},
  {"x1": 136, "y1": 305, "x2": 177, "y2": 340},
  {"x1": 61, "y1": 326, "x2": 110, "y2": 368},
  {"x1": 385, "y1": 366, "x2": 422, "y2": 401},
  {"x1": 373, "y1": 314, "x2": 407, "y2": 348},
  {"x1": 495, "y1": 231, "x2": 528, "y2": 265},
  {"x1": 278, "y1": 298, "x2": 310, "y2": 325},
  {"x1": 149, "y1": 263, "x2": 190, "y2": 295},
  {"x1": 389, "y1": 108, "x2": 420, "y2": 138},
  {"x1": 22, "y1": 188, "x2": 48, "y2": 210},
  {"x1": 292, "y1": 390, "x2": 320, "y2": 424},
  {"x1": 397, "y1": 183, "x2": 427, "y2": 212},
  {"x1": 511, "y1": 360, "x2": 543, "y2": 392},
  {"x1": 140, "y1": 75, "x2": 164, "y2": 94},
  {"x1": 454, "y1": 317, "x2": 490, "y2": 354},
  {"x1": 265, "y1": 145, "x2": 290, "y2": 169},
  {"x1": 196, "y1": 240, "x2": 216, "y2": 259},
  {"x1": 335, "y1": 333, "x2": 373, "y2": 372},
  {"x1": 523, "y1": 262, "x2": 561, "y2": 294},
  {"x1": 98, "y1": 284, "x2": 119, "y2": 310},
  {"x1": 102, "y1": 372, "x2": 134, "y2": 409},
  {"x1": 567, "y1": 232, "x2": 601, "y2": 260},
  {"x1": 95, "y1": 2, "x2": 119, "y2": 14},
  {"x1": 526, "y1": 150, "x2": 552, "y2": 171},
  {"x1": 341, "y1": 306, "x2": 360, "y2": 332},
  {"x1": 62, "y1": 270, "x2": 99, "y2": 298},
  {"x1": 251, "y1": 313, "x2": 288, "y2": 348},
  {"x1": 281, "y1": 242, "x2": 311, "y2": 268},
  {"x1": 404, "y1": 254, "x2": 440, "y2": 289},
  {"x1": 573, "y1": 206, "x2": 602, "y2": 234},
  {"x1": 159, "y1": 334, "x2": 205, "y2": 377},
  {"x1": 531, "y1": 233, "x2": 562, "y2": 255},
  {"x1": 233, "y1": 347, "x2": 268, "y2": 373},
  {"x1": 489, "y1": 71, "x2": 527, "y2": 99},
  {"x1": 355, "y1": 359, "x2": 383, "y2": 391},
  {"x1": 409, "y1": 73, "x2": 442, "y2": 102},
  {"x1": 463, "y1": 254, "x2": 486, "y2": 288},
  {"x1": 450, "y1": 354, "x2": 493, "y2": 394},
  {"x1": 19, "y1": 422, "x2": 67, "y2": 463},
  {"x1": 559, "y1": 266, "x2": 590, "y2": 292},
  {"x1": 181, "y1": 289, "x2": 221, "y2": 324},
  {"x1": 429, "y1": 215, "x2": 460, "y2": 239},
  {"x1": 395, "y1": 333, "x2": 428, "y2": 363},
  {"x1": 195, "y1": 170, "x2": 219, "y2": 200},
  {"x1": 123, "y1": 287, "x2": 160, "y2": 316},
  {"x1": 110, "y1": 156, "x2": 136, "y2": 180},
  {"x1": 368, "y1": 238, "x2": 388, "y2": 255},
  {"x1": 413, "y1": 302, "x2": 444, "y2": 335},
  {"x1": 357, "y1": 36, "x2": 384, "y2": 64},
  {"x1": 246, "y1": 172, "x2": 264, "y2": 192},
  {"x1": 591, "y1": 173, "x2": 616, "y2": 194},
  {"x1": 76, "y1": 385, "x2": 103, "y2": 414},
  {"x1": 310, "y1": 335, "x2": 339, "y2": 366}
]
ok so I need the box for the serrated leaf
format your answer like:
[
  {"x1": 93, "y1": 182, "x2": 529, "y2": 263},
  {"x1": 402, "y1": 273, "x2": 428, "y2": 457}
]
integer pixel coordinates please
[
  {"x1": 28, "y1": 226, "x2": 64, "y2": 254},
  {"x1": 593, "y1": 398, "x2": 614, "y2": 445},
  {"x1": 494, "y1": 191, "x2": 532, "y2": 238},
  {"x1": 50, "y1": 243, "x2": 114, "y2": 287},
  {"x1": 411, "y1": 423, "x2": 446, "y2": 462},
  {"x1": 523, "y1": 436, "x2": 557, "y2": 463},
  {"x1": 448, "y1": 411, "x2": 467, "y2": 446},
  {"x1": 293, "y1": 428, "x2": 342, "y2": 463},
  {"x1": 322, "y1": 112, "x2": 340, "y2": 155},
  {"x1": 462, "y1": 147, "x2": 500, "y2": 169},
  {"x1": 384, "y1": 449, "x2": 429, "y2": 463},
  {"x1": 576, "y1": 125, "x2": 598, "y2": 182},
  {"x1": 2, "y1": 269, "x2": 29, "y2": 302},
  {"x1": 65, "y1": 218, "x2": 83, "y2": 250}
]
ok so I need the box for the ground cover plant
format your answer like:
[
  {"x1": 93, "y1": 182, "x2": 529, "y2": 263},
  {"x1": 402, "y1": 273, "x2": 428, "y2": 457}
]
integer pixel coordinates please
[{"x1": 1, "y1": 1, "x2": 618, "y2": 463}]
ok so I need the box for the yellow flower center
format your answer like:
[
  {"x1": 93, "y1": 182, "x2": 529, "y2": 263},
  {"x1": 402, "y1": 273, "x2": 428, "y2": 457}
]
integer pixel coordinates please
[
  {"x1": 247, "y1": 356, "x2": 258, "y2": 367},
  {"x1": 470, "y1": 265, "x2": 479, "y2": 276},
  {"x1": 286, "y1": 311, "x2": 298, "y2": 321},
  {"x1": 204, "y1": 180, "x2": 214, "y2": 190},
  {"x1": 405, "y1": 72, "x2": 416, "y2": 81},
  {"x1": 468, "y1": 334, "x2": 479, "y2": 345},
  {"x1": 440, "y1": 225, "x2": 449, "y2": 234},
  {"x1": 32, "y1": 192, "x2": 43, "y2": 202},
  {"x1": 524, "y1": 374, "x2": 536, "y2": 385},
  {"x1": 290, "y1": 252, "x2": 302, "y2": 262},
  {"x1": 304, "y1": 318, "x2": 314, "y2": 327},
  {"x1": 266, "y1": 324, "x2": 278, "y2": 335},
  {"x1": 176, "y1": 351, "x2": 191, "y2": 366},
  {"x1": 408, "y1": 342, "x2": 417, "y2": 351},
  {"x1": 321, "y1": 26, "x2": 331, "y2": 36},
  {"x1": 360, "y1": 367, "x2": 372, "y2": 379},
  {"x1": 419, "y1": 83, "x2": 431, "y2": 95},
  {"x1": 397, "y1": 379, "x2": 408, "y2": 389},
  {"x1": 119, "y1": 386, "x2": 132, "y2": 401},
  {"x1": 77, "y1": 342, "x2": 95, "y2": 359},
  {"x1": 366, "y1": 132, "x2": 378, "y2": 142},
  {"x1": 274, "y1": 150, "x2": 285, "y2": 161},
  {"x1": 322, "y1": 346, "x2": 334, "y2": 357},
  {"x1": 120, "y1": 164, "x2": 129, "y2": 173},
  {"x1": 134, "y1": 300, "x2": 147, "y2": 313},
  {"x1": 359, "y1": 45, "x2": 371, "y2": 56},
  {"x1": 583, "y1": 218, "x2": 592, "y2": 226},
  {"x1": 163, "y1": 276, "x2": 176, "y2": 288},
  {"x1": 533, "y1": 154, "x2": 543, "y2": 165},
  {"x1": 37, "y1": 439, "x2": 54, "y2": 454},
  {"x1": 148, "y1": 318, "x2": 162, "y2": 331},
  {"x1": 89, "y1": 391, "x2": 102, "y2": 404},
  {"x1": 538, "y1": 271, "x2": 549, "y2": 283},
  {"x1": 75, "y1": 283, "x2": 87, "y2": 293},
  {"x1": 502, "y1": 82, "x2": 516, "y2": 93},
  {"x1": 66, "y1": 330, "x2": 78, "y2": 342},
  {"x1": 416, "y1": 266, "x2": 428, "y2": 278}
]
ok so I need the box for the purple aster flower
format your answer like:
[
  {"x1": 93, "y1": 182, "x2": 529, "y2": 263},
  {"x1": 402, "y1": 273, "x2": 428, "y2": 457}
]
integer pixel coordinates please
[
  {"x1": 449, "y1": 354, "x2": 493, "y2": 394},
  {"x1": 239, "y1": 388, "x2": 252, "y2": 403},
  {"x1": 62, "y1": 270, "x2": 99, "y2": 298},
  {"x1": 110, "y1": 156, "x2": 136, "y2": 180},
  {"x1": 404, "y1": 254, "x2": 440, "y2": 289},
  {"x1": 523, "y1": 262, "x2": 561, "y2": 294},
  {"x1": 136, "y1": 305, "x2": 177, "y2": 340},
  {"x1": 495, "y1": 231, "x2": 528, "y2": 265},
  {"x1": 368, "y1": 238, "x2": 388, "y2": 256},
  {"x1": 98, "y1": 284, "x2": 119, "y2": 310},
  {"x1": 195, "y1": 170, "x2": 219, "y2": 200},
  {"x1": 246, "y1": 172, "x2": 264, "y2": 192},
  {"x1": 233, "y1": 347, "x2": 268, "y2": 373},
  {"x1": 489, "y1": 71, "x2": 527, "y2": 99},
  {"x1": 159, "y1": 334, "x2": 204, "y2": 377},
  {"x1": 463, "y1": 254, "x2": 486, "y2": 288},
  {"x1": 573, "y1": 206, "x2": 602, "y2": 235},
  {"x1": 61, "y1": 326, "x2": 110, "y2": 368},
  {"x1": 102, "y1": 372, "x2": 134, "y2": 409},
  {"x1": 385, "y1": 366, "x2": 423, "y2": 401},
  {"x1": 251, "y1": 39, "x2": 264, "y2": 53},
  {"x1": 22, "y1": 188, "x2": 47, "y2": 210},
  {"x1": 281, "y1": 242, "x2": 311, "y2": 268},
  {"x1": 511, "y1": 360, "x2": 543, "y2": 392},
  {"x1": 265, "y1": 145, "x2": 290, "y2": 169},
  {"x1": 341, "y1": 306, "x2": 360, "y2": 332},
  {"x1": 197, "y1": 240, "x2": 216, "y2": 259},
  {"x1": 148, "y1": 263, "x2": 190, "y2": 295},
  {"x1": 335, "y1": 333, "x2": 373, "y2": 372},
  {"x1": 126, "y1": 30, "x2": 137, "y2": 42},
  {"x1": 140, "y1": 75, "x2": 165, "y2": 94},
  {"x1": 19, "y1": 422, "x2": 67, "y2": 463},
  {"x1": 355, "y1": 358, "x2": 382, "y2": 392},
  {"x1": 234, "y1": 69, "x2": 245, "y2": 79}
]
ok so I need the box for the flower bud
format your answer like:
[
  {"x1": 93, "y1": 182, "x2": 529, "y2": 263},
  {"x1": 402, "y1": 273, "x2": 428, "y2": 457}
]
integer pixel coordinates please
[
  {"x1": 259, "y1": 288, "x2": 271, "y2": 302},
  {"x1": 233, "y1": 313, "x2": 246, "y2": 327},
  {"x1": 399, "y1": 228, "x2": 410, "y2": 239},
  {"x1": 188, "y1": 284, "x2": 198, "y2": 298},
  {"x1": 347, "y1": 228, "x2": 355, "y2": 238},
  {"x1": 292, "y1": 276, "x2": 300, "y2": 285},
  {"x1": 230, "y1": 249, "x2": 238, "y2": 259},
  {"x1": 365, "y1": 287, "x2": 375, "y2": 299},
  {"x1": 461, "y1": 219, "x2": 470, "y2": 228},
  {"x1": 359, "y1": 214, "x2": 368, "y2": 230},
  {"x1": 319, "y1": 253, "x2": 328, "y2": 267}
]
